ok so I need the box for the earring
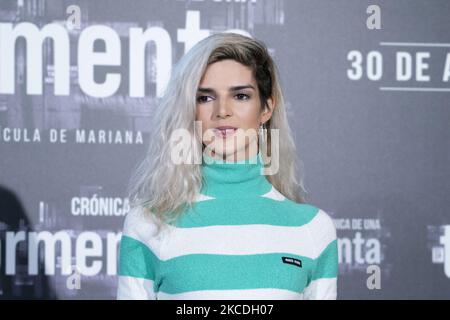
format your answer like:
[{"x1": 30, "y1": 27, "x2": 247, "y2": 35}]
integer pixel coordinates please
[{"x1": 259, "y1": 122, "x2": 266, "y2": 149}]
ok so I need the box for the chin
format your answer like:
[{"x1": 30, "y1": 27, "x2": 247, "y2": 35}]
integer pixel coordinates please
[{"x1": 211, "y1": 144, "x2": 248, "y2": 159}]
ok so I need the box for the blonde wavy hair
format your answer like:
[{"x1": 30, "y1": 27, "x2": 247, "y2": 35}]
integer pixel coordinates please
[{"x1": 127, "y1": 32, "x2": 308, "y2": 233}]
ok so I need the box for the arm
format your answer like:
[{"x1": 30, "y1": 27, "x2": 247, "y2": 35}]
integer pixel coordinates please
[
  {"x1": 303, "y1": 208, "x2": 338, "y2": 300},
  {"x1": 116, "y1": 207, "x2": 162, "y2": 300}
]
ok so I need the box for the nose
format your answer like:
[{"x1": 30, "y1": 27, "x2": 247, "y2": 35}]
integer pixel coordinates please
[{"x1": 214, "y1": 97, "x2": 233, "y2": 119}]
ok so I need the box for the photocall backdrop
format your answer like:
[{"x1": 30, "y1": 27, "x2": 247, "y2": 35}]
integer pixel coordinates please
[{"x1": 0, "y1": 0, "x2": 449, "y2": 299}]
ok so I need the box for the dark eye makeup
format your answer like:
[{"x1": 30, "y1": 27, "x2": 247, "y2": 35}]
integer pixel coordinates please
[{"x1": 196, "y1": 93, "x2": 250, "y2": 103}]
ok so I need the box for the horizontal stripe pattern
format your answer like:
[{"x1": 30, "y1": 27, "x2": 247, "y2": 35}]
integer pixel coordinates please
[
  {"x1": 312, "y1": 239, "x2": 339, "y2": 280},
  {"x1": 117, "y1": 276, "x2": 156, "y2": 300},
  {"x1": 173, "y1": 198, "x2": 320, "y2": 228},
  {"x1": 119, "y1": 235, "x2": 159, "y2": 280},
  {"x1": 157, "y1": 288, "x2": 305, "y2": 300},
  {"x1": 261, "y1": 185, "x2": 286, "y2": 201},
  {"x1": 120, "y1": 206, "x2": 167, "y2": 257},
  {"x1": 162, "y1": 210, "x2": 335, "y2": 260},
  {"x1": 117, "y1": 192, "x2": 338, "y2": 300},
  {"x1": 303, "y1": 277, "x2": 337, "y2": 300},
  {"x1": 157, "y1": 252, "x2": 312, "y2": 294}
]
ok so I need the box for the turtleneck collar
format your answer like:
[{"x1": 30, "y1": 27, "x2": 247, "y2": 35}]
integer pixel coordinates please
[{"x1": 200, "y1": 151, "x2": 273, "y2": 198}]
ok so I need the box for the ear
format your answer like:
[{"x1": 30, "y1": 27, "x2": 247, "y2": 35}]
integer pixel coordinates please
[{"x1": 261, "y1": 97, "x2": 275, "y2": 125}]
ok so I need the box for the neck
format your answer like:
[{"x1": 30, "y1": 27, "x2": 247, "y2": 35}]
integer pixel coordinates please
[{"x1": 200, "y1": 150, "x2": 272, "y2": 198}]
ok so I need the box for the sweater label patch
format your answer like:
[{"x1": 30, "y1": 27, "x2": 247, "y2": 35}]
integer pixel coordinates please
[{"x1": 281, "y1": 256, "x2": 302, "y2": 268}]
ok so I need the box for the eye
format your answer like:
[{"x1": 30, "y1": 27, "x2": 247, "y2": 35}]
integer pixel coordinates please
[
  {"x1": 235, "y1": 93, "x2": 250, "y2": 100},
  {"x1": 196, "y1": 95, "x2": 213, "y2": 103}
]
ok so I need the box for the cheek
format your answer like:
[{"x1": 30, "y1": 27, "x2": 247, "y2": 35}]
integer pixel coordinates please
[{"x1": 235, "y1": 108, "x2": 261, "y2": 129}]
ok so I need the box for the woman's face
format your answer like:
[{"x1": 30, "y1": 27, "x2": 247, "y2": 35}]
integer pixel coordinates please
[{"x1": 195, "y1": 59, "x2": 273, "y2": 161}]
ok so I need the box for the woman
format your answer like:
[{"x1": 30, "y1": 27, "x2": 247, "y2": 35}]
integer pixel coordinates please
[{"x1": 117, "y1": 32, "x2": 338, "y2": 300}]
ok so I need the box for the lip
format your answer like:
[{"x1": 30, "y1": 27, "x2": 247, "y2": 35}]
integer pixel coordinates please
[
  {"x1": 213, "y1": 126, "x2": 238, "y2": 139},
  {"x1": 215, "y1": 126, "x2": 237, "y2": 130}
]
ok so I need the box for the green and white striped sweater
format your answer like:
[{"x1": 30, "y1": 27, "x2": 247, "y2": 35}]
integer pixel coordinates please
[{"x1": 117, "y1": 151, "x2": 338, "y2": 299}]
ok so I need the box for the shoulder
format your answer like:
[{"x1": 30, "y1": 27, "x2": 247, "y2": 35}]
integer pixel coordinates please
[
  {"x1": 303, "y1": 205, "x2": 337, "y2": 258},
  {"x1": 309, "y1": 206, "x2": 336, "y2": 238},
  {"x1": 290, "y1": 203, "x2": 337, "y2": 256},
  {"x1": 121, "y1": 205, "x2": 167, "y2": 245},
  {"x1": 261, "y1": 186, "x2": 336, "y2": 234}
]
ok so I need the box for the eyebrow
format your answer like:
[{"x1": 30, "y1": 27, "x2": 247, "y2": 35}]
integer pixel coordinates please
[{"x1": 196, "y1": 85, "x2": 255, "y2": 94}]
